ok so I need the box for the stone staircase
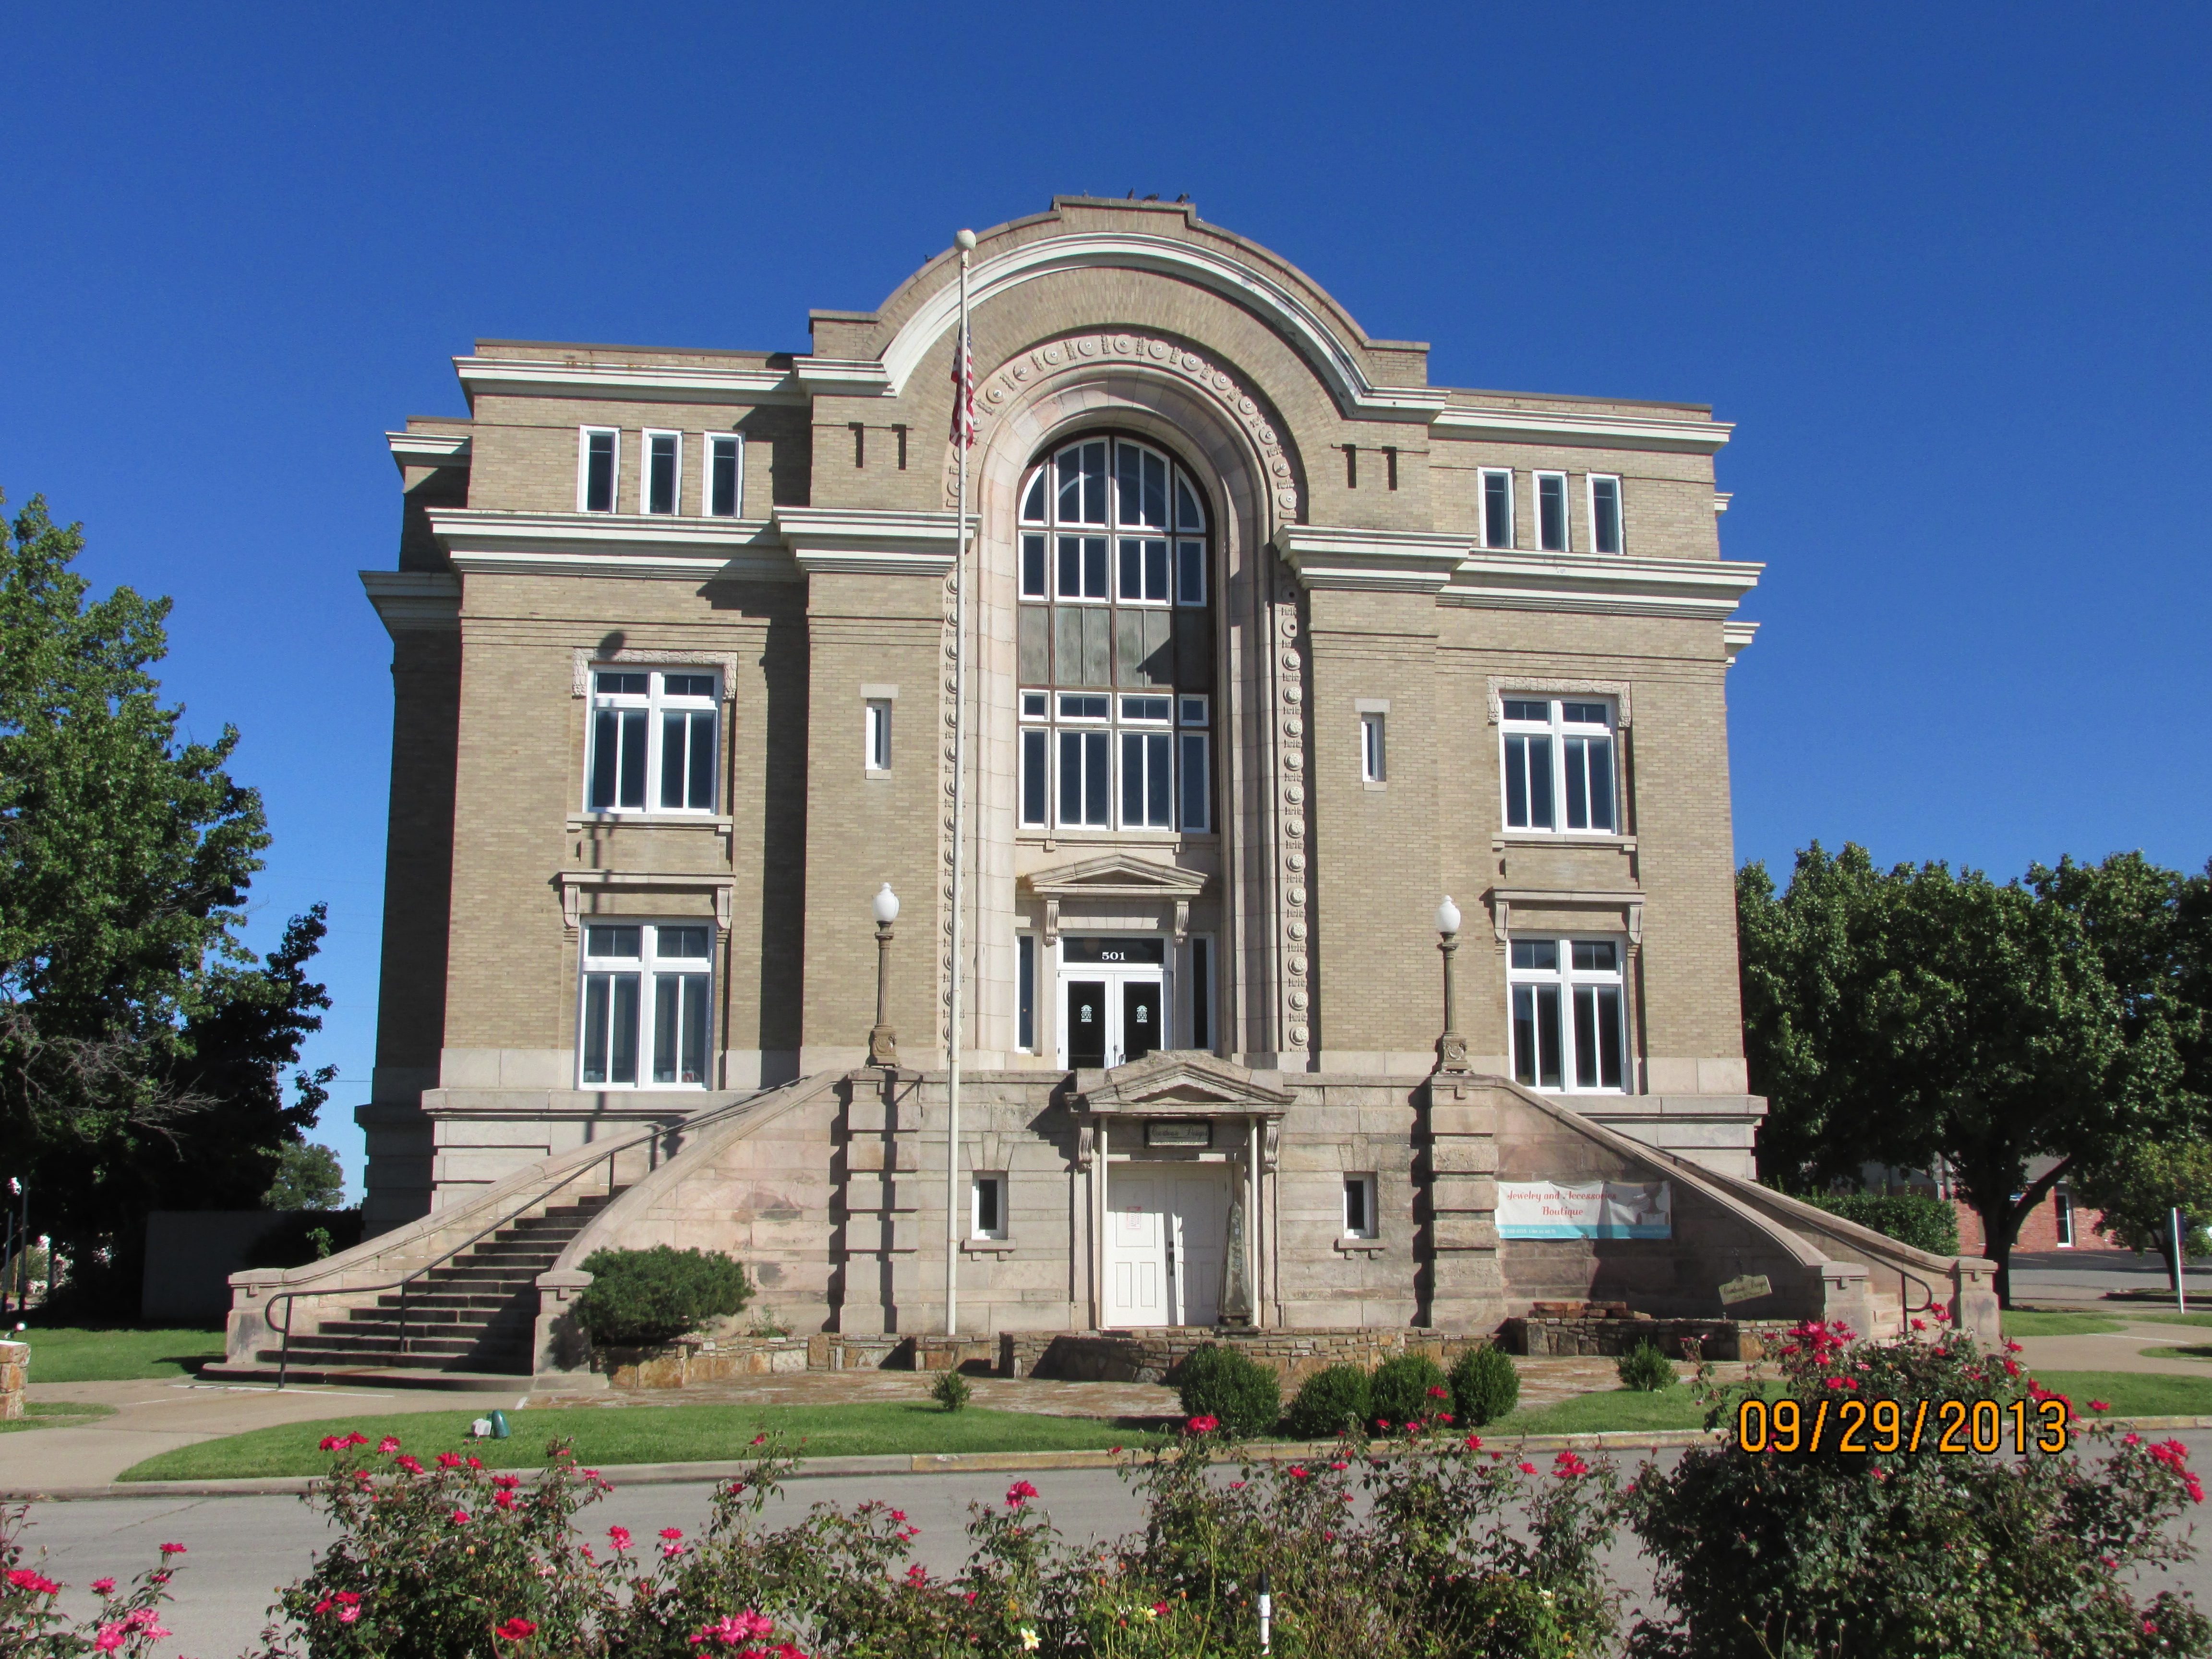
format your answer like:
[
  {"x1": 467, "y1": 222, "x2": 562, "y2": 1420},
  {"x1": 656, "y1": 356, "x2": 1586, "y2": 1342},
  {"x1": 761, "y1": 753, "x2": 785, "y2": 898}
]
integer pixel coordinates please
[{"x1": 252, "y1": 1193, "x2": 620, "y2": 1379}]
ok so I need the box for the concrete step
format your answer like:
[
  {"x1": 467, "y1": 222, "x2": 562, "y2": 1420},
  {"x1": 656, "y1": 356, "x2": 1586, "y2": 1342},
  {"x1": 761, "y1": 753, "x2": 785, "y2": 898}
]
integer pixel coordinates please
[{"x1": 204, "y1": 1361, "x2": 528, "y2": 1390}]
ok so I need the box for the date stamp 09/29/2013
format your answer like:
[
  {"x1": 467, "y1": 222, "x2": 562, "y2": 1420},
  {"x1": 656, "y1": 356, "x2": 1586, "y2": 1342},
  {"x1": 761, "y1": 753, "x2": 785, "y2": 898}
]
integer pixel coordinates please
[{"x1": 1735, "y1": 1395, "x2": 2075, "y2": 1457}]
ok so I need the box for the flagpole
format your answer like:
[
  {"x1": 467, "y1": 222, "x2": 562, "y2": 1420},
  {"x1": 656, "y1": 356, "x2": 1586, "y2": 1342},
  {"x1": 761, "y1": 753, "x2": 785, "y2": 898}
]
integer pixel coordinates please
[{"x1": 947, "y1": 228, "x2": 976, "y2": 1338}]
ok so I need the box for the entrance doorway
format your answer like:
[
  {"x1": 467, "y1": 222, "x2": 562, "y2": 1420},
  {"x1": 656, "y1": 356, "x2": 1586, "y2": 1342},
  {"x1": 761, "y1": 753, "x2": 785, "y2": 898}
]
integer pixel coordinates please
[
  {"x1": 1058, "y1": 937, "x2": 1167, "y2": 1069},
  {"x1": 1104, "y1": 1164, "x2": 1231, "y2": 1327}
]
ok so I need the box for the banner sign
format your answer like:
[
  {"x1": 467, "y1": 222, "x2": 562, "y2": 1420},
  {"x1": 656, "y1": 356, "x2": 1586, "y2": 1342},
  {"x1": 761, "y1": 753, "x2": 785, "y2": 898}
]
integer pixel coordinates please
[{"x1": 1496, "y1": 1180, "x2": 1672, "y2": 1240}]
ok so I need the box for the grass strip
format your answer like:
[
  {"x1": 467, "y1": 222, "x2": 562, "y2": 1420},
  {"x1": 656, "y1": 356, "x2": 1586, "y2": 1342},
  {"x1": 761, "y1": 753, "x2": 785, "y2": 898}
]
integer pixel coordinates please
[
  {"x1": 120, "y1": 1401, "x2": 1166, "y2": 1483},
  {"x1": 0, "y1": 1401, "x2": 119, "y2": 1434},
  {"x1": 2137, "y1": 1346, "x2": 2212, "y2": 1362},
  {"x1": 2028, "y1": 1370, "x2": 2212, "y2": 1417},
  {"x1": 8, "y1": 1325, "x2": 226, "y2": 1383},
  {"x1": 2001, "y1": 1311, "x2": 2125, "y2": 1337}
]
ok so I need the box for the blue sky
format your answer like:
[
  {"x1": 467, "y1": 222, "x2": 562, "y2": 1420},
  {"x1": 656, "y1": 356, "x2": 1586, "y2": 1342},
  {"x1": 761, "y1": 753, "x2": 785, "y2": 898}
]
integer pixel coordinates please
[{"x1": 4, "y1": 3, "x2": 2206, "y2": 1197}]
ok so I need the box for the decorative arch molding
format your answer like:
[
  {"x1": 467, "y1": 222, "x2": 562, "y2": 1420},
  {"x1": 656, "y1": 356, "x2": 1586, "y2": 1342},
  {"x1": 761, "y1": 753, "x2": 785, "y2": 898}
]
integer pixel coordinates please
[
  {"x1": 948, "y1": 332, "x2": 1305, "y2": 527},
  {"x1": 885, "y1": 233, "x2": 1447, "y2": 423}
]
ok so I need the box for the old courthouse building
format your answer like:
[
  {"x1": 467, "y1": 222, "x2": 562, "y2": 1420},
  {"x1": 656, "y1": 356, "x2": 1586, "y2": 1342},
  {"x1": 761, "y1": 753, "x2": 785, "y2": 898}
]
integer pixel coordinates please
[{"x1": 224, "y1": 198, "x2": 2000, "y2": 1383}]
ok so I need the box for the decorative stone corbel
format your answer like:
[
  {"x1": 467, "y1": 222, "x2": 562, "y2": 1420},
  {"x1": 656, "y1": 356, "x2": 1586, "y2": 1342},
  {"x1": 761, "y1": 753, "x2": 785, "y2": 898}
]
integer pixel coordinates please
[
  {"x1": 1076, "y1": 1124, "x2": 1096, "y2": 1172},
  {"x1": 1490, "y1": 894, "x2": 1510, "y2": 944},
  {"x1": 1262, "y1": 1120, "x2": 1281, "y2": 1172},
  {"x1": 1626, "y1": 899, "x2": 1643, "y2": 946},
  {"x1": 715, "y1": 885, "x2": 732, "y2": 934},
  {"x1": 563, "y1": 884, "x2": 582, "y2": 934},
  {"x1": 1172, "y1": 900, "x2": 1190, "y2": 944},
  {"x1": 1044, "y1": 899, "x2": 1060, "y2": 944}
]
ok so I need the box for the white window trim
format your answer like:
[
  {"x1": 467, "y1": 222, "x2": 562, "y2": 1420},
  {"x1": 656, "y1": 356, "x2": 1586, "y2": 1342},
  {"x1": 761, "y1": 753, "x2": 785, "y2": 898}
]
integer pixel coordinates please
[
  {"x1": 1479, "y1": 468, "x2": 1515, "y2": 551},
  {"x1": 1506, "y1": 933, "x2": 1631, "y2": 1095},
  {"x1": 578, "y1": 427, "x2": 620, "y2": 514},
  {"x1": 971, "y1": 1172, "x2": 1009, "y2": 1240},
  {"x1": 584, "y1": 666, "x2": 722, "y2": 816},
  {"x1": 703, "y1": 432, "x2": 745, "y2": 518},
  {"x1": 1534, "y1": 470, "x2": 1570, "y2": 552},
  {"x1": 1587, "y1": 472, "x2": 1624, "y2": 554},
  {"x1": 1498, "y1": 694, "x2": 1622, "y2": 837},
  {"x1": 1360, "y1": 711, "x2": 1386, "y2": 786},
  {"x1": 864, "y1": 699, "x2": 892, "y2": 774},
  {"x1": 577, "y1": 918, "x2": 717, "y2": 1091},
  {"x1": 642, "y1": 429, "x2": 683, "y2": 517}
]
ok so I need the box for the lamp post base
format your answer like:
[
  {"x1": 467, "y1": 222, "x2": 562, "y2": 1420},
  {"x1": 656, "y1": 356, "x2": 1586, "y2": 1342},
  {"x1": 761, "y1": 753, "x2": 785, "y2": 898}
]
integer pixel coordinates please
[
  {"x1": 868, "y1": 1025, "x2": 900, "y2": 1069},
  {"x1": 1435, "y1": 1032, "x2": 1472, "y2": 1073}
]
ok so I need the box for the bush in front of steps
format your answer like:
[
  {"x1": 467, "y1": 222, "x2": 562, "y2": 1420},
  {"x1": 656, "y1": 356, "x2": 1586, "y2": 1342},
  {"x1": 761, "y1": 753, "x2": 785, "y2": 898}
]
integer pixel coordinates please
[
  {"x1": 1799, "y1": 1191, "x2": 1960, "y2": 1256},
  {"x1": 1368, "y1": 1352, "x2": 1451, "y2": 1430},
  {"x1": 575, "y1": 1245, "x2": 752, "y2": 1346},
  {"x1": 1450, "y1": 1342, "x2": 1522, "y2": 1426},
  {"x1": 1283, "y1": 1363, "x2": 1372, "y2": 1439},
  {"x1": 1170, "y1": 1342, "x2": 1282, "y2": 1437},
  {"x1": 1615, "y1": 1339, "x2": 1678, "y2": 1393}
]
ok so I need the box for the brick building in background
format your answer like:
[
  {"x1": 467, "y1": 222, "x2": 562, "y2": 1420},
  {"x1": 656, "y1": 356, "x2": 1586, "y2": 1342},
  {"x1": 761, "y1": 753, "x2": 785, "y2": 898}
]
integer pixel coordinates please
[{"x1": 218, "y1": 198, "x2": 2008, "y2": 1385}]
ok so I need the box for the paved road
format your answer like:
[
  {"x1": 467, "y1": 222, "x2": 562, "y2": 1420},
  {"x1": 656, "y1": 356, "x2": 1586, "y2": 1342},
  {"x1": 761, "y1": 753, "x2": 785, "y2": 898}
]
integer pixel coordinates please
[
  {"x1": 20, "y1": 1431, "x2": 2212, "y2": 1658},
  {"x1": 2011, "y1": 1246, "x2": 2212, "y2": 1307}
]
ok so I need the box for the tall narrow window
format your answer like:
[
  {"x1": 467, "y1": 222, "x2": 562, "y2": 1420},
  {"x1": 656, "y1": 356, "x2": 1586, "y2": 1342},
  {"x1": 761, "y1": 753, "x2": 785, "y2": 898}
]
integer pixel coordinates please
[
  {"x1": 586, "y1": 668, "x2": 720, "y2": 814},
  {"x1": 1016, "y1": 435, "x2": 1215, "y2": 839},
  {"x1": 580, "y1": 922, "x2": 713, "y2": 1089},
  {"x1": 1589, "y1": 475, "x2": 1623, "y2": 554},
  {"x1": 1536, "y1": 472, "x2": 1568, "y2": 551},
  {"x1": 1189, "y1": 936, "x2": 1211, "y2": 1051},
  {"x1": 865, "y1": 699, "x2": 892, "y2": 772},
  {"x1": 1500, "y1": 697, "x2": 1617, "y2": 834},
  {"x1": 1481, "y1": 470, "x2": 1514, "y2": 549},
  {"x1": 1361, "y1": 711, "x2": 1387, "y2": 783},
  {"x1": 581, "y1": 428, "x2": 618, "y2": 513},
  {"x1": 972, "y1": 1173, "x2": 1008, "y2": 1239},
  {"x1": 1017, "y1": 934, "x2": 1036, "y2": 1051},
  {"x1": 645, "y1": 431, "x2": 681, "y2": 516},
  {"x1": 708, "y1": 434, "x2": 742, "y2": 517},
  {"x1": 1509, "y1": 936, "x2": 1626, "y2": 1093}
]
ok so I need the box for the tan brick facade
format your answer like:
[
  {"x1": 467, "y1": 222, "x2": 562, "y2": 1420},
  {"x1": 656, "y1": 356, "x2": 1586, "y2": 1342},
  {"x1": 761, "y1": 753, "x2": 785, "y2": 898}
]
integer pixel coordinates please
[{"x1": 353, "y1": 196, "x2": 1777, "y2": 1335}]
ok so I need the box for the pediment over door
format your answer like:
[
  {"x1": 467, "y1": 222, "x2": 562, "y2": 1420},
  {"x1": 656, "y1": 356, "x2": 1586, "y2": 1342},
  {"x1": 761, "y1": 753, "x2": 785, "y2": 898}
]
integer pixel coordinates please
[
  {"x1": 1022, "y1": 853, "x2": 1210, "y2": 942},
  {"x1": 1070, "y1": 1050, "x2": 1295, "y2": 1119}
]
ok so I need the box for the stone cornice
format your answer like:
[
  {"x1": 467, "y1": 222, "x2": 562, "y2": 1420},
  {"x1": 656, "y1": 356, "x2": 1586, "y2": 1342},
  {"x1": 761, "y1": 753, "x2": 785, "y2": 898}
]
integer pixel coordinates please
[
  {"x1": 386, "y1": 431, "x2": 471, "y2": 472},
  {"x1": 1274, "y1": 524, "x2": 1471, "y2": 595},
  {"x1": 774, "y1": 507, "x2": 961, "y2": 577},
  {"x1": 424, "y1": 509, "x2": 796, "y2": 582},
  {"x1": 455, "y1": 355, "x2": 802, "y2": 407},
  {"x1": 1441, "y1": 550, "x2": 1763, "y2": 622},
  {"x1": 360, "y1": 571, "x2": 460, "y2": 637},
  {"x1": 1432, "y1": 405, "x2": 1731, "y2": 454},
  {"x1": 1725, "y1": 619, "x2": 1761, "y2": 660}
]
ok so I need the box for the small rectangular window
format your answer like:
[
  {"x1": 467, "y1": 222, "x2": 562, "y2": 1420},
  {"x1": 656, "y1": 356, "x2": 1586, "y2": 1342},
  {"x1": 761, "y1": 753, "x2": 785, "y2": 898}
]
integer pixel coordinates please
[
  {"x1": 581, "y1": 429, "x2": 618, "y2": 513},
  {"x1": 1058, "y1": 535, "x2": 1108, "y2": 599},
  {"x1": 1590, "y1": 475, "x2": 1623, "y2": 554},
  {"x1": 1120, "y1": 695, "x2": 1171, "y2": 723},
  {"x1": 1178, "y1": 695, "x2": 1208, "y2": 728},
  {"x1": 1175, "y1": 540, "x2": 1207, "y2": 605},
  {"x1": 1481, "y1": 470, "x2": 1514, "y2": 549},
  {"x1": 1344, "y1": 1173, "x2": 1378, "y2": 1239},
  {"x1": 1117, "y1": 539, "x2": 1169, "y2": 602},
  {"x1": 1361, "y1": 712, "x2": 1387, "y2": 783},
  {"x1": 1022, "y1": 534, "x2": 1048, "y2": 598},
  {"x1": 644, "y1": 431, "x2": 681, "y2": 516},
  {"x1": 1018, "y1": 935, "x2": 1036, "y2": 1051},
  {"x1": 1059, "y1": 730, "x2": 1110, "y2": 827},
  {"x1": 1120, "y1": 730, "x2": 1174, "y2": 828},
  {"x1": 1020, "y1": 730, "x2": 1049, "y2": 826},
  {"x1": 1177, "y1": 732, "x2": 1210, "y2": 831},
  {"x1": 708, "y1": 434, "x2": 742, "y2": 517},
  {"x1": 1536, "y1": 473, "x2": 1568, "y2": 551},
  {"x1": 1058, "y1": 693, "x2": 1108, "y2": 721},
  {"x1": 2054, "y1": 1186, "x2": 2075, "y2": 1248},
  {"x1": 1190, "y1": 936, "x2": 1211, "y2": 1051},
  {"x1": 972, "y1": 1173, "x2": 1007, "y2": 1239},
  {"x1": 865, "y1": 700, "x2": 891, "y2": 772}
]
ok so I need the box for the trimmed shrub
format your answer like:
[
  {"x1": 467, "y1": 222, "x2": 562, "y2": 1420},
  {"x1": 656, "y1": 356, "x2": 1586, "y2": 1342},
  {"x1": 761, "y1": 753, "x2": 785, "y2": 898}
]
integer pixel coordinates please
[
  {"x1": 1369, "y1": 1352, "x2": 1451, "y2": 1429},
  {"x1": 1615, "y1": 1339, "x2": 1678, "y2": 1392},
  {"x1": 1283, "y1": 1364, "x2": 1372, "y2": 1439},
  {"x1": 574, "y1": 1245, "x2": 752, "y2": 1346},
  {"x1": 931, "y1": 1369, "x2": 973, "y2": 1412},
  {"x1": 1451, "y1": 1342, "x2": 1522, "y2": 1426},
  {"x1": 1172, "y1": 1343, "x2": 1282, "y2": 1437},
  {"x1": 1801, "y1": 1191, "x2": 1959, "y2": 1256}
]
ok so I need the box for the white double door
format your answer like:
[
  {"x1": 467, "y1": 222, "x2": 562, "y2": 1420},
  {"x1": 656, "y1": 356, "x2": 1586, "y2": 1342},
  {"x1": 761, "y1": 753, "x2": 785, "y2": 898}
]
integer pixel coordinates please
[
  {"x1": 1058, "y1": 962, "x2": 1167, "y2": 1070},
  {"x1": 1105, "y1": 1165, "x2": 1230, "y2": 1328}
]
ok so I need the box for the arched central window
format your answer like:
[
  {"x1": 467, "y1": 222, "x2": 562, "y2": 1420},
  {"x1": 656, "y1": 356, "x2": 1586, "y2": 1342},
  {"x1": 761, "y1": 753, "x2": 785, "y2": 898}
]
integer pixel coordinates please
[{"x1": 1015, "y1": 435, "x2": 1213, "y2": 834}]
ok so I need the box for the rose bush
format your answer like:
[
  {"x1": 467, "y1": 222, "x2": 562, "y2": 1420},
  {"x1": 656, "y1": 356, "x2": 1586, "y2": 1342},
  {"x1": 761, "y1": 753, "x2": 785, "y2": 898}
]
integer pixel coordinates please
[
  {"x1": 1628, "y1": 1321, "x2": 2212, "y2": 1657},
  {"x1": 1, "y1": 1505, "x2": 187, "y2": 1658}
]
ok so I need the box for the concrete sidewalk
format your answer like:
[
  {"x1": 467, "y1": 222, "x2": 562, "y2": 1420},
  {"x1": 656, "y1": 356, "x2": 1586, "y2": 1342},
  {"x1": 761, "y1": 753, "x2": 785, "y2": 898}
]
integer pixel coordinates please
[{"x1": 2011, "y1": 1316, "x2": 2212, "y2": 1378}]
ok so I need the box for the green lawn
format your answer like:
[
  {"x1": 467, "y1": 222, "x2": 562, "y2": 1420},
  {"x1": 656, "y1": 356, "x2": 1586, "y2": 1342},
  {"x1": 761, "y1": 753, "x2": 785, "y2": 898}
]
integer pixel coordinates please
[
  {"x1": 2126, "y1": 1311, "x2": 2212, "y2": 1330},
  {"x1": 11, "y1": 1325, "x2": 225, "y2": 1382},
  {"x1": 0, "y1": 1401, "x2": 118, "y2": 1434},
  {"x1": 2002, "y1": 1310, "x2": 2125, "y2": 1336},
  {"x1": 121, "y1": 1402, "x2": 1166, "y2": 1482},
  {"x1": 2138, "y1": 1346, "x2": 2212, "y2": 1362},
  {"x1": 1478, "y1": 1387, "x2": 1716, "y2": 1437},
  {"x1": 2029, "y1": 1371, "x2": 2212, "y2": 1417}
]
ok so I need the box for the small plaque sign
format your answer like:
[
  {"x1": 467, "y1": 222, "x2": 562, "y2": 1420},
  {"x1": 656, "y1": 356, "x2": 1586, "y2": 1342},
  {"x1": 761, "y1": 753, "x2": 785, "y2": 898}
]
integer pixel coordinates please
[
  {"x1": 1718, "y1": 1274, "x2": 1772, "y2": 1307},
  {"x1": 1145, "y1": 1120, "x2": 1212, "y2": 1148}
]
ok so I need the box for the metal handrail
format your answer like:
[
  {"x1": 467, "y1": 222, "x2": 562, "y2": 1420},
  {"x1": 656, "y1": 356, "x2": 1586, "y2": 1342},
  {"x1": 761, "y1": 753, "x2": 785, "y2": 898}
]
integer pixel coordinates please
[{"x1": 265, "y1": 1078, "x2": 810, "y2": 1386}]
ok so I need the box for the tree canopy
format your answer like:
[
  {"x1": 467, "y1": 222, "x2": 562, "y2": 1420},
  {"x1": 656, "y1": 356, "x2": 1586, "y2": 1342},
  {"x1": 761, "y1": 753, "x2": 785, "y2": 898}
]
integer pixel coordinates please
[
  {"x1": 0, "y1": 491, "x2": 332, "y2": 1307},
  {"x1": 1740, "y1": 842, "x2": 2210, "y2": 1305}
]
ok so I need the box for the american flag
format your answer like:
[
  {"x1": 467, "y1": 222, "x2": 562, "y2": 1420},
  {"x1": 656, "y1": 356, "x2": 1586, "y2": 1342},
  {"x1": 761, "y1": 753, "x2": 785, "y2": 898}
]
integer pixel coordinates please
[{"x1": 951, "y1": 316, "x2": 975, "y2": 451}]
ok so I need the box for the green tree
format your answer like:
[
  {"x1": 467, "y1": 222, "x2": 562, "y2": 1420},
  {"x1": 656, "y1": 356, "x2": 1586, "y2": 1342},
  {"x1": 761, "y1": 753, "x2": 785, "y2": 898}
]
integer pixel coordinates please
[
  {"x1": 1741, "y1": 844, "x2": 2196, "y2": 1306},
  {"x1": 262, "y1": 1140, "x2": 346, "y2": 1211},
  {"x1": 2073, "y1": 1138, "x2": 2212, "y2": 1295},
  {"x1": 0, "y1": 491, "x2": 330, "y2": 1305}
]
